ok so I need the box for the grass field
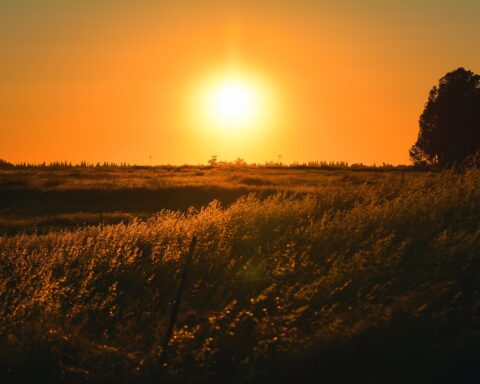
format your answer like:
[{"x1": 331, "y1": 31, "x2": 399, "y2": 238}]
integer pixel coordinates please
[
  {"x1": 1, "y1": 167, "x2": 479, "y2": 383},
  {"x1": 0, "y1": 165, "x2": 415, "y2": 235}
]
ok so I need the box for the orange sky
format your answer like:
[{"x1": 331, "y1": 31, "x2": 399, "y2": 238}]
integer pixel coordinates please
[{"x1": 1, "y1": 1, "x2": 479, "y2": 165}]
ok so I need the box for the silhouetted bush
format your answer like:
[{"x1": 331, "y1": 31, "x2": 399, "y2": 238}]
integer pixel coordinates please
[{"x1": 0, "y1": 159, "x2": 14, "y2": 169}]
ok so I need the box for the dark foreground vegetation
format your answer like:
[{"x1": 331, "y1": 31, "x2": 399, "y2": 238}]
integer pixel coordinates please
[{"x1": 1, "y1": 167, "x2": 480, "y2": 383}]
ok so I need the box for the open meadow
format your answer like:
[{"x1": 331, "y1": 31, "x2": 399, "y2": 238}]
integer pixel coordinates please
[
  {"x1": 0, "y1": 165, "x2": 413, "y2": 235},
  {"x1": 1, "y1": 166, "x2": 479, "y2": 383}
]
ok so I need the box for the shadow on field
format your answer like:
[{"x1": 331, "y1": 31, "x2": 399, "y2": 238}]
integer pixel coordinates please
[
  {"x1": 0, "y1": 186, "x2": 277, "y2": 234},
  {"x1": 0, "y1": 186, "x2": 265, "y2": 215}
]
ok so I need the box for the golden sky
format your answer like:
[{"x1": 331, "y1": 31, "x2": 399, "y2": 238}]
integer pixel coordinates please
[{"x1": 1, "y1": 1, "x2": 479, "y2": 165}]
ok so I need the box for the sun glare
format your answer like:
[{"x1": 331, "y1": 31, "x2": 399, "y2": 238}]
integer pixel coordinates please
[
  {"x1": 207, "y1": 79, "x2": 259, "y2": 128},
  {"x1": 195, "y1": 71, "x2": 269, "y2": 134}
]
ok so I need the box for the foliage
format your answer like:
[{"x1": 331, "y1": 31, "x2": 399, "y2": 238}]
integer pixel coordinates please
[
  {"x1": 462, "y1": 149, "x2": 480, "y2": 169},
  {"x1": 0, "y1": 159, "x2": 14, "y2": 169},
  {"x1": 1, "y1": 170, "x2": 480, "y2": 382},
  {"x1": 410, "y1": 67, "x2": 480, "y2": 167}
]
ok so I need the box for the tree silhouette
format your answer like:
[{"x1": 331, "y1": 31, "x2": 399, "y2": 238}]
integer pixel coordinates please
[
  {"x1": 410, "y1": 67, "x2": 480, "y2": 166},
  {"x1": 208, "y1": 155, "x2": 218, "y2": 167}
]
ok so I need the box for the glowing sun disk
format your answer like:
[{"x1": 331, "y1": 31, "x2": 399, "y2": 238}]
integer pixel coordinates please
[{"x1": 203, "y1": 76, "x2": 262, "y2": 130}]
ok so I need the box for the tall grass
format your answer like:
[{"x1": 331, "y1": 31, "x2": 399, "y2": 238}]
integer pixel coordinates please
[{"x1": 1, "y1": 170, "x2": 480, "y2": 383}]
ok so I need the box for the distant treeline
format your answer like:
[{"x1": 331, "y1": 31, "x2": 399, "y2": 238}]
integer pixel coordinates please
[
  {"x1": 0, "y1": 159, "x2": 131, "y2": 169},
  {"x1": 0, "y1": 158, "x2": 420, "y2": 171}
]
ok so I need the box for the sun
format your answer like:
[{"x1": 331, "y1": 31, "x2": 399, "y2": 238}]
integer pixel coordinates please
[
  {"x1": 206, "y1": 78, "x2": 259, "y2": 128},
  {"x1": 197, "y1": 72, "x2": 266, "y2": 133}
]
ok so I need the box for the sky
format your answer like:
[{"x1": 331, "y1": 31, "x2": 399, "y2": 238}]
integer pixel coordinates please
[{"x1": 1, "y1": 0, "x2": 479, "y2": 165}]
